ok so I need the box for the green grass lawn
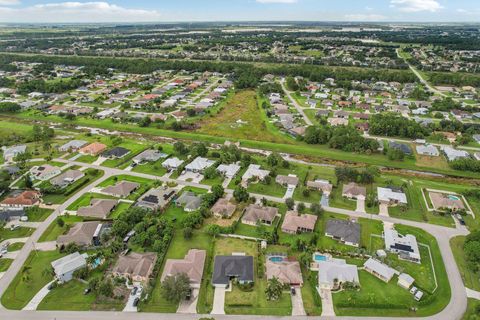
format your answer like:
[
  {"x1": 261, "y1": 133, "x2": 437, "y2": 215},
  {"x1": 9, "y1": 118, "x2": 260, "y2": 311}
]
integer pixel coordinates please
[
  {"x1": 25, "y1": 207, "x2": 53, "y2": 222},
  {"x1": 101, "y1": 141, "x2": 147, "y2": 168},
  {"x1": 247, "y1": 180, "x2": 286, "y2": 198},
  {"x1": 140, "y1": 231, "x2": 213, "y2": 313},
  {"x1": 463, "y1": 298, "x2": 480, "y2": 320},
  {"x1": 0, "y1": 226, "x2": 34, "y2": 242},
  {"x1": 37, "y1": 279, "x2": 124, "y2": 311},
  {"x1": 38, "y1": 215, "x2": 83, "y2": 242},
  {"x1": 7, "y1": 242, "x2": 24, "y2": 252},
  {"x1": 76, "y1": 154, "x2": 98, "y2": 164},
  {"x1": 451, "y1": 236, "x2": 480, "y2": 291},
  {"x1": 66, "y1": 193, "x2": 118, "y2": 211},
  {"x1": 301, "y1": 265, "x2": 322, "y2": 316},
  {"x1": 132, "y1": 160, "x2": 167, "y2": 176},
  {"x1": 0, "y1": 258, "x2": 13, "y2": 272},
  {"x1": 1, "y1": 250, "x2": 64, "y2": 310}
]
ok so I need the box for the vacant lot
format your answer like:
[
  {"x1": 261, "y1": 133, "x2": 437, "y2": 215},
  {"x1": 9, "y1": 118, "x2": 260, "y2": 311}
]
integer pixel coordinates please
[{"x1": 195, "y1": 90, "x2": 292, "y2": 144}]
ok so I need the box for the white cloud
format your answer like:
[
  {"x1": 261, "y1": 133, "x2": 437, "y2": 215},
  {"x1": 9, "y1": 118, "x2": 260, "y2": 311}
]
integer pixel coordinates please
[
  {"x1": 390, "y1": 0, "x2": 442, "y2": 12},
  {"x1": 0, "y1": 0, "x2": 19, "y2": 5},
  {"x1": 0, "y1": 1, "x2": 162, "y2": 23},
  {"x1": 256, "y1": 0, "x2": 298, "y2": 3},
  {"x1": 345, "y1": 14, "x2": 387, "y2": 21}
]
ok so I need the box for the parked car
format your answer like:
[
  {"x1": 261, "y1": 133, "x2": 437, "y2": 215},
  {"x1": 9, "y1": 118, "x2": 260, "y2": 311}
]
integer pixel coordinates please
[
  {"x1": 185, "y1": 288, "x2": 192, "y2": 300},
  {"x1": 131, "y1": 287, "x2": 138, "y2": 296},
  {"x1": 10, "y1": 225, "x2": 19, "y2": 231},
  {"x1": 290, "y1": 287, "x2": 296, "y2": 295},
  {"x1": 133, "y1": 297, "x2": 140, "y2": 307},
  {"x1": 410, "y1": 286, "x2": 418, "y2": 295},
  {"x1": 456, "y1": 214, "x2": 466, "y2": 225},
  {"x1": 20, "y1": 216, "x2": 28, "y2": 222},
  {"x1": 47, "y1": 283, "x2": 55, "y2": 290},
  {"x1": 414, "y1": 290, "x2": 424, "y2": 301}
]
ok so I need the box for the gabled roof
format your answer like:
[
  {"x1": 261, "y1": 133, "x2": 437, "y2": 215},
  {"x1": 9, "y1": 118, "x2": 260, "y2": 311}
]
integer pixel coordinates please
[
  {"x1": 185, "y1": 157, "x2": 215, "y2": 171},
  {"x1": 176, "y1": 192, "x2": 202, "y2": 211},
  {"x1": 266, "y1": 259, "x2": 303, "y2": 285},
  {"x1": 51, "y1": 252, "x2": 87, "y2": 277},
  {"x1": 77, "y1": 199, "x2": 117, "y2": 219},
  {"x1": 242, "y1": 204, "x2": 278, "y2": 224},
  {"x1": 211, "y1": 198, "x2": 236, "y2": 217},
  {"x1": 101, "y1": 181, "x2": 139, "y2": 197},
  {"x1": 364, "y1": 258, "x2": 395, "y2": 281},
  {"x1": 0, "y1": 190, "x2": 40, "y2": 206},
  {"x1": 161, "y1": 249, "x2": 206, "y2": 285},
  {"x1": 281, "y1": 211, "x2": 317, "y2": 233},
  {"x1": 102, "y1": 147, "x2": 130, "y2": 158},
  {"x1": 57, "y1": 221, "x2": 101, "y2": 246},
  {"x1": 112, "y1": 252, "x2": 157, "y2": 280},
  {"x1": 325, "y1": 219, "x2": 360, "y2": 245}
]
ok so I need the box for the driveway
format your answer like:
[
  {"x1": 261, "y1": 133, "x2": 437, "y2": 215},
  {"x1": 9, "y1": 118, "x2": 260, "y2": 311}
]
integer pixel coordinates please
[
  {"x1": 34, "y1": 241, "x2": 57, "y2": 251},
  {"x1": 23, "y1": 280, "x2": 54, "y2": 310},
  {"x1": 466, "y1": 288, "x2": 480, "y2": 300},
  {"x1": 178, "y1": 172, "x2": 203, "y2": 184},
  {"x1": 319, "y1": 288, "x2": 335, "y2": 317},
  {"x1": 92, "y1": 157, "x2": 107, "y2": 166},
  {"x1": 320, "y1": 194, "x2": 329, "y2": 207},
  {"x1": 356, "y1": 198, "x2": 366, "y2": 213},
  {"x1": 177, "y1": 288, "x2": 199, "y2": 314},
  {"x1": 284, "y1": 186, "x2": 295, "y2": 199},
  {"x1": 211, "y1": 287, "x2": 226, "y2": 315},
  {"x1": 291, "y1": 287, "x2": 306, "y2": 316},
  {"x1": 123, "y1": 286, "x2": 142, "y2": 312},
  {"x1": 379, "y1": 203, "x2": 389, "y2": 217}
]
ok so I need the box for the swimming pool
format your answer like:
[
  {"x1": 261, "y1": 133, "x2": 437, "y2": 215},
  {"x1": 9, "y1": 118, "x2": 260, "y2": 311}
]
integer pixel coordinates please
[
  {"x1": 447, "y1": 195, "x2": 460, "y2": 201},
  {"x1": 314, "y1": 254, "x2": 327, "y2": 262},
  {"x1": 269, "y1": 256, "x2": 285, "y2": 262}
]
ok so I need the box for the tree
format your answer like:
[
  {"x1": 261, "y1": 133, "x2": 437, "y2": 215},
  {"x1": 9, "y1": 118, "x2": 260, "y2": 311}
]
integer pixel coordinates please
[
  {"x1": 310, "y1": 203, "x2": 323, "y2": 216},
  {"x1": 233, "y1": 185, "x2": 249, "y2": 203},
  {"x1": 183, "y1": 227, "x2": 193, "y2": 239},
  {"x1": 297, "y1": 202, "x2": 306, "y2": 213},
  {"x1": 265, "y1": 277, "x2": 284, "y2": 301},
  {"x1": 285, "y1": 198, "x2": 295, "y2": 210},
  {"x1": 173, "y1": 141, "x2": 188, "y2": 155},
  {"x1": 161, "y1": 273, "x2": 191, "y2": 303},
  {"x1": 57, "y1": 217, "x2": 65, "y2": 228}
]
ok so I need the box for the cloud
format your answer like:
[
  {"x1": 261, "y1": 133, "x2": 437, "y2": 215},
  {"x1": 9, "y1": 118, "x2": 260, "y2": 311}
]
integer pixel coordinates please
[
  {"x1": 390, "y1": 0, "x2": 442, "y2": 12},
  {"x1": 345, "y1": 14, "x2": 387, "y2": 21},
  {"x1": 256, "y1": 0, "x2": 298, "y2": 3},
  {"x1": 0, "y1": 1, "x2": 162, "y2": 23},
  {"x1": 0, "y1": 0, "x2": 19, "y2": 5}
]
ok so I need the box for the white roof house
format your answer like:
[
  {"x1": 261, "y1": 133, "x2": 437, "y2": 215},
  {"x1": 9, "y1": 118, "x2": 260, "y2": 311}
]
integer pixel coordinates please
[
  {"x1": 217, "y1": 163, "x2": 241, "y2": 178},
  {"x1": 58, "y1": 140, "x2": 87, "y2": 152},
  {"x1": 384, "y1": 225, "x2": 421, "y2": 263},
  {"x1": 416, "y1": 145, "x2": 439, "y2": 157},
  {"x1": 242, "y1": 164, "x2": 270, "y2": 183},
  {"x1": 377, "y1": 187, "x2": 408, "y2": 205},
  {"x1": 398, "y1": 273, "x2": 415, "y2": 289},
  {"x1": 2, "y1": 145, "x2": 26, "y2": 162},
  {"x1": 162, "y1": 157, "x2": 184, "y2": 170},
  {"x1": 441, "y1": 146, "x2": 470, "y2": 161},
  {"x1": 185, "y1": 157, "x2": 215, "y2": 172},
  {"x1": 363, "y1": 258, "x2": 396, "y2": 282},
  {"x1": 317, "y1": 258, "x2": 359, "y2": 290},
  {"x1": 51, "y1": 252, "x2": 88, "y2": 283},
  {"x1": 133, "y1": 149, "x2": 168, "y2": 164}
]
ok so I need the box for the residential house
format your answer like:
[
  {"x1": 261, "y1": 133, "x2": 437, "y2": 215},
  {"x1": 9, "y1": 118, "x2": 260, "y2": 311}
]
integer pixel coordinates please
[
  {"x1": 316, "y1": 258, "x2": 359, "y2": 290},
  {"x1": 135, "y1": 187, "x2": 177, "y2": 211},
  {"x1": 176, "y1": 192, "x2": 202, "y2": 212},
  {"x1": 377, "y1": 187, "x2": 408, "y2": 206},
  {"x1": 398, "y1": 273, "x2": 415, "y2": 289},
  {"x1": 162, "y1": 157, "x2": 184, "y2": 171},
  {"x1": 58, "y1": 140, "x2": 87, "y2": 152},
  {"x1": 0, "y1": 208, "x2": 26, "y2": 222},
  {"x1": 2, "y1": 145, "x2": 26, "y2": 162},
  {"x1": 384, "y1": 225, "x2": 421, "y2": 263},
  {"x1": 212, "y1": 255, "x2": 254, "y2": 288},
  {"x1": 429, "y1": 192, "x2": 465, "y2": 211},
  {"x1": 328, "y1": 117, "x2": 349, "y2": 126},
  {"x1": 342, "y1": 182, "x2": 367, "y2": 200},
  {"x1": 0, "y1": 190, "x2": 41, "y2": 208},
  {"x1": 275, "y1": 174, "x2": 299, "y2": 187},
  {"x1": 57, "y1": 221, "x2": 103, "y2": 247},
  {"x1": 101, "y1": 181, "x2": 139, "y2": 198},
  {"x1": 242, "y1": 204, "x2": 278, "y2": 226},
  {"x1": 363, "y1": 258, "x2": 395, "y2": 282},
  {"x1": 102, "y1": 147, "x2": 130, "y2": 159},
  {"x1": 211, "y1": 198, "x2": 236, "y2": 218},
  {"x1": 111, "y1": 252, "x2": 157, "y2": 284},
  {"x1": 307, "y1": 179, "x2": 333, "y2": 195},
  {"x1": 51, "y1": 252, "x2": 88, "y2": 283},
  {"x1": 50, "y1": 170, "x2": 85, "y2": 188},
  {"x1": 441, "y1": 146, "x2": 470, "y2": 161},
  {"x1": 416, "y1": 145, "x2": 439, "y2": 157},
  {"x1": 216, "y1": 163, "x2": 241, "y2": 179},
  {"x1": 79, "y1": 142, "x2": 107, "y2": 156},
  {"x1": 325, "y1": 219, "x2": 361, "y2": 247},
  {"x1": 281, "y1": 211, "x2": 318, "y2": 234},
  {"x1": 133, "y1": 149, "x2": 167, "y2": 164},
  {"x1": 266, "y1": 259, "x2": 303, "y2": 286},
  {"x1": 29, "y1": 165, "x2": 61, "y2": 181},
  {"x1": 161, "y1": 249, "x2": 206, "y2": 288},
  {"x1": 241, "y1": 164, "x2": 270, "y2": 185},
  {"x1": 389, "y1": 141, "x2": 412, "y2": 155},
  {"x1": 77, "y1": 199, "x2": 118, "y2": 219}
]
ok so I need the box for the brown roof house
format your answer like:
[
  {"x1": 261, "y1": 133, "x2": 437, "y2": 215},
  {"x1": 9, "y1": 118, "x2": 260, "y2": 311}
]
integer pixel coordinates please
[
  {"x1": 275, "y1": 175, "x2": 299, "y2": 187},
  {"x1": 101, "y1": 181, "x2": 139, "y2": 198},
  {"x1": 111, "y1": 252, "x2": 157, "y2": 284},
  {"x1": 77, "y1": 199, "x2": 118, "y2": 219},
  {"x1": 0, "y1": 190, "x2": 41, "y2": 208},
  {"x1": 429, "y1": 192, "x2": 465, "y2": 211},
  {"x1": 266, "y1": 259, "x2": 303, "y2": 286},
  {"x1": 57, "y1": 221, "x2": 102, "y2": 247},
  {"x1": 161, "y1": 249, "x2": 206, "y2": 288},
  {"x1": 281, "y1": 211, "x2": 318, "y2": 234},
  {"x1": 79, "y1": 142, "x2": 107, "y2": 156},
  {"x1": 306, "y1": 179, "x2": 333, "y2": 195},
  {"x1": 342, "y1": 182, "x2": 367, "y2": 200},
  {"x1": 211, "y1": 198, "x2": 236, "y2": 218},
  {"x1": 241, "y1": 204, "x2": 278, "y2": 226}
]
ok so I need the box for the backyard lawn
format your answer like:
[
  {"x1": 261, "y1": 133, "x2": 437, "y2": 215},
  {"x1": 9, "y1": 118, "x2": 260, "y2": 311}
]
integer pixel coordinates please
[
  {"x1": 451, "y1": 236, "x2": 480, "y2": 291},
  {"x1": 0, "y1": 258, "x2": 13, "y2": 272},
  {"x1": 0, "y1": 226, "x2": 35, "y2": 242},
  {"x1": 25, "y1": 207, "x2": 53, "y2": 222},
  {"x1": 38, "y1": 215, "x2": 83, "y2": 242}
]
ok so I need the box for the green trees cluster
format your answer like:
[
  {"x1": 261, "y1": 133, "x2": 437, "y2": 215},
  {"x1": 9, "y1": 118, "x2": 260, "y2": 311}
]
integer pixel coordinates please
[
  {"x1": 335, "y1": 166, "x2": 379, "y2": 185},
  {"x1": 17, "y1": 78, "x2": 84, "y2": 94},
  {"x1": 369, "y1": 114, "x2": 430, "y2": 139},
  {"x1": 464, "y1": 230, "x2": 480, "y2": 274},
  {"x1": 450, "y1": 158, "x2": 480, "y2": 173},
  {"x1": 0, "y1": 102, "x2": 20, "y2": 113}
]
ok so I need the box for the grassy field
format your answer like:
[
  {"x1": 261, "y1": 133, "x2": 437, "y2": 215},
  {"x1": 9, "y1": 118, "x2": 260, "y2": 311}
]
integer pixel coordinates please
[
  {"x1": 0, "y1": 258, "x2": 13, "y2": 272},
  {"x1": 0, "y1": 226, "x2": 34, "y2": 242},
  {"x1": 25, "y1": 207, "x2": 53, "y2": 222},
  {"x1": 451, "y1": 236, "x2": 480, "y2": 291},
  {"x1": 1, "y1": 250, "x2": 64, "y2": 310},
  {"x1": 463, "y1": 298, "x2": 480, "y2": 320},
  {"x1": 7, "y1": 242, "x2": 24, "y2": 252},
  {"x1": 195, "y1": 90, "x2": 292, "y2": 144}
]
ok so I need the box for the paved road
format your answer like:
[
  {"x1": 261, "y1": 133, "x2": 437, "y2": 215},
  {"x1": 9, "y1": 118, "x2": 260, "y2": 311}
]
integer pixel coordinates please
[
  {"x1": 0, "y1": 158, "x2": 471, "y2": 320},
  {"x1": 280, "y1": 79, "x2": 313, "y2": 126}
]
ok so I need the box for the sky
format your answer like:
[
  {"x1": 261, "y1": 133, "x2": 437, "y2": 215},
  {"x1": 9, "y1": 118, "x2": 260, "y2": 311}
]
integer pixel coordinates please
[{"x1": 0, "y1": 0, "x2": 478, "y2": 23}]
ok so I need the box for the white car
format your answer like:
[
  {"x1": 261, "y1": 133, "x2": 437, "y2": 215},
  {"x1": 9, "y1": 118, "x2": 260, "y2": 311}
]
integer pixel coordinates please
[{"x1": 409, "y1": 286, "x2": 418, "y2": 295}]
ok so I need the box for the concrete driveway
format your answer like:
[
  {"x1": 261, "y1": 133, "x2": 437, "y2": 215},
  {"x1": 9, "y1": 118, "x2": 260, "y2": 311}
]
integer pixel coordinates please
[
  {"x1": 379, "y1": 203, "x2": 390, "y2": 217},
  {"x1": 177, "y1": 288, "x2": 199, "y2": 314},
  {"x1": 356, "y1": 198, "x2": 366, "y2": 213},
  {"x1": 23, "y1": 280, "x2": 54, "y2": 310},
  {"x1": 211, "y1": 287, "x2": 226, "y2": 315},
  {"x1": 123, "y1": 286, "x2": 142, "y2": 312},
  {"x1": 318, "y1": 288, "x2": 335, "y2": 317},
  {"x1": 291, "y1": 287, "x2": 306, "y2": 316}
]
